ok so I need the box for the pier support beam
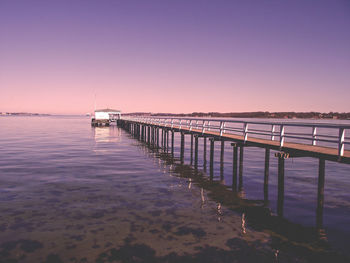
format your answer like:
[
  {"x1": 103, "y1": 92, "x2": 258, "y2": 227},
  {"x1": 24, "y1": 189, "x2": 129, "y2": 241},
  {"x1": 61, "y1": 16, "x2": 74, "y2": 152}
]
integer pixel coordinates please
[
  {"x1": 171, "y1": 130, "x2": 174, "y2": 155},
  {"x1": 231, "y1": 143, "x2": 238, "y2": 192},
  {"x1": 141, "y1": 125, "x2": 144, "y2": 141},
  {"x1": 166, "y1": 130, "x2": 169, "y2": 152},
  {"x1": 238, "y1": 146, "x2": 244, "y2": 194},
  {"x1": 194, "y1": 135, "x2": 199, "y2": 169},
  {"x1": 190, "y1": 134, "x2": 194, "y2": 165},
  {"x1": 220, "y1": 140, "x2": 225, "y2": 182},
  {"x1": 264, "y1": 148, "x2": 270, "y2": 204},
  {"x1": 316, "y1": 158, "x2": 326, "y2": 231},
  {"x1": 210, "y1": 138, "x2": 215, "y2": 180},
  {"x1": 276, "y1": 152, "x2": 288, "y2": 217},
  {"x1": 203, "y1": 137, "x2": 207, "y2": 170},
  {"x1": 180, "y1": 133, "x2": 185, "y2": 164},
  {"x1": 147, "y1": 126, "x2": 150, "y2": 144},
  {"x1": 161, "y1": 129, "x2": 164, "y2": 149}
]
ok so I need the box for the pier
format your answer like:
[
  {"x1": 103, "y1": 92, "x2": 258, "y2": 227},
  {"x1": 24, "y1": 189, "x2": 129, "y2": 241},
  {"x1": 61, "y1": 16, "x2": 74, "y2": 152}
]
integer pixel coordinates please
[{"x1": 117, "y1": 116, "x2": 350, "y2": 229}]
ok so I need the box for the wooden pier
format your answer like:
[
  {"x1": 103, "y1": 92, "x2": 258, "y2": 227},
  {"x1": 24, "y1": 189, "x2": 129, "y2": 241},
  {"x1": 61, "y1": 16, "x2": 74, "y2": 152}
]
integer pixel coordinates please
[{"x1": 116, "y1": 116, "x2": 350, "y2": 232}]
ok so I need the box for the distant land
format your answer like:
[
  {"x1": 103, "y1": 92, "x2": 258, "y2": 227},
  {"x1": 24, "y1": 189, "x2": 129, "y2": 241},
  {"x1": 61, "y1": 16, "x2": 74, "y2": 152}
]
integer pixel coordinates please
[
  {"x1": 1, "y1": 111, "x2": 350, "y2": 120},
  {"x1": 0, "y1": 112, "x2": 50, "y2": 116},
  {"x1": 124, "y1": 111, "x2": 350, "y2": 120}
]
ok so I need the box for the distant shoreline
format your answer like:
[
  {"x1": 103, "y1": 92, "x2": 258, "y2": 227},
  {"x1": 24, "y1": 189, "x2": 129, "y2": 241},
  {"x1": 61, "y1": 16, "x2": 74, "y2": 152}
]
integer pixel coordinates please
[
  {"x1": 1, "y1": 111, "x2": 350, "y2": 120},
  {"x1": 0, "y1": 112, "x2": 51, "y2": 116},
  {"x1": 124, "y1": 111, "x2": 350, "y2": 120}
]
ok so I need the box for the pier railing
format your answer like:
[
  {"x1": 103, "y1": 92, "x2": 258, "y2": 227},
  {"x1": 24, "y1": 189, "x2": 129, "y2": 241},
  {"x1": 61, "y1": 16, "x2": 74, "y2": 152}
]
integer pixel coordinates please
[{"x1": 122, "y1": 116, "x2": 350, "y2": 157}]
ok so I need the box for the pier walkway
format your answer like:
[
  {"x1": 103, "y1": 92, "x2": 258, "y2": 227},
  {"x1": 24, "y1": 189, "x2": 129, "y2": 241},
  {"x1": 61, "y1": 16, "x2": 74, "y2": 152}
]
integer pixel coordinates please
[
  {"x1": 120, "y1": 116, "x2": 350, "y2": 164},
  {"x1": 117, "y1": 116, "x2": 350, "y2": 231}
]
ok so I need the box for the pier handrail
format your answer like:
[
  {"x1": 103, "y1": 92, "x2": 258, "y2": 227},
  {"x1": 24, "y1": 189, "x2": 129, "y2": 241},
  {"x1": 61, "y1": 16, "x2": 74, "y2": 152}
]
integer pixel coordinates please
[{"x1": 122, "y1": 116, "x2": 350, "y2": 157}]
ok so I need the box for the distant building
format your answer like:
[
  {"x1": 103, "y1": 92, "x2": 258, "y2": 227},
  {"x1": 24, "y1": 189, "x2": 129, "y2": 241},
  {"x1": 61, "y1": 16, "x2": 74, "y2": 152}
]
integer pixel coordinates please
[
  {"x1": 94, "y1": 108, "x2": 121, "y2": 120},
  {"x1": 91, "y1": 108, "x2": 121, "y2": 126}
]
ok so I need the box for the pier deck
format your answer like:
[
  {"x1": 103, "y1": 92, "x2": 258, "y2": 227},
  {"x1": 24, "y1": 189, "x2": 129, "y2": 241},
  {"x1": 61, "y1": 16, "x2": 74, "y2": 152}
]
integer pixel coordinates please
[
  {"x1": 166, "y1": 125, "x2": 350, "y2": 163},
  {"x1": 122, "y1": 117, "x2": 350, "y2": 164}
]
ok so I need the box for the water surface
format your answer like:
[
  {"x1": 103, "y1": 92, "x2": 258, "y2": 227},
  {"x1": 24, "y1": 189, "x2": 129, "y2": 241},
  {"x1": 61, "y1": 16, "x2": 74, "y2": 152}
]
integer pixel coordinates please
[{"x1": 0, "y1": 116, "x2": 349, "y2": 262}]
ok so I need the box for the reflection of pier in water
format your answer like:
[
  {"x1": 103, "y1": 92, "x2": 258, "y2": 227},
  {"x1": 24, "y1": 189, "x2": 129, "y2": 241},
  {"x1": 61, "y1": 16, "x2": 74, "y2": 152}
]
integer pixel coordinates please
[
  {"x1": 128, "y1": 129, "x2": 332, "y2": 252},
  {"x1": 116, "y1": 117, "x2": 350, "y2": 241}
]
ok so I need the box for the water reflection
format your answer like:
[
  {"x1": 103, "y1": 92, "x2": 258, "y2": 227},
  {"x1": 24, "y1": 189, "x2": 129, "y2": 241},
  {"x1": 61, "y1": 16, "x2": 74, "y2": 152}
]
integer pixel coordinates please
[
  {"x1": 92, "y1": 126, "x2": 121, "y2": 143},
  {"x1": 241, "y1": 212, "x2": 246, "y2": 234},
  {"x1": 127, "y1": 127, "x2": 343, "y2": 262}
]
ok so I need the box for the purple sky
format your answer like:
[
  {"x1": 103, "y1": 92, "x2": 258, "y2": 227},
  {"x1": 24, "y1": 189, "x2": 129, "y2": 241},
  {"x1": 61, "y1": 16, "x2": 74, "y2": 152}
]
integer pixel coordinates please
[{"x1": 1, "y1": 0, "x2": 349, "y2": 114}]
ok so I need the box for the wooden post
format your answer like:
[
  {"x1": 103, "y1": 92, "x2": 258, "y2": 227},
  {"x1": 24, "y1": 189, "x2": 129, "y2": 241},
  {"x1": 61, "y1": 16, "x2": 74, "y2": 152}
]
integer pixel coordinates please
[
  {"x1": 190, "y1": 134, "x2": 194, "y2": 165},
  {"x1": 232, "y1": 143, "x2": 238, "y2": 192},
  {"x1": 220, "y1": 140, "x2": 225, "y2": 181},
  {"x1": 264, "y1": 148, "x2": 270, "y2": 204},
  {"x1": 194, "y1": 135, "x2": 199, "y2": 169},
  {"x1": 277, "y1": 153, "x2": 285, "y2": 217},
  {"x1": 156, "y1": 128, "x2": 159, "y2": 148},
  {"x1": 151, "y1": 127, "x2": 153, "y2": 145},
  {"x1": 147, "y1": 126, "x2": 150, "y2": 144},
  {"x1": 238, "y1": 146, "x2": 244, "y2": 193},
  {"x1": 210, "y1": 138, "x2": 215, "y2": 180},
  {"x1": 203, "y1": 137, "x2": 207, "y2": 170},
  {"x1": 316, "y1": 158, "x2": 326, "y2": 230},
  {"x1": 171, "y1": 130, "x2": 174, "y2": 155},
  {"x1": 141, "y1": 125, "x2": 144, "y2": 141},
  {"x1": 180, "y1": 132, "x2": 185, "y2": 164},
  {"x1": 161, "y1": 129, "x2": 164, "y2": 148},
  {"x1": 166, "y1": 130, "x2": 169, "y2": 152}
]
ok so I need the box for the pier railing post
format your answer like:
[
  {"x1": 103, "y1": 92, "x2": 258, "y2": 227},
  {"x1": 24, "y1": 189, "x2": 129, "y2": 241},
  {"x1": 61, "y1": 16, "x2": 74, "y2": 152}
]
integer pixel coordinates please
[
  {"x1": 279, "y1": 125, "x2": 285, "y2": 148},
  {"x1": 271, "y1": 125, "x2": 276, "y2": 141},
  {"x1": 312, "y1": 126, "x2": 317, "y2": 146},
  {"x1": 338, "y1": 128, "x2": 345, "y2": 157},
  {"x1": 243, "y1": 123, "x2": 248, "y2": 142}
]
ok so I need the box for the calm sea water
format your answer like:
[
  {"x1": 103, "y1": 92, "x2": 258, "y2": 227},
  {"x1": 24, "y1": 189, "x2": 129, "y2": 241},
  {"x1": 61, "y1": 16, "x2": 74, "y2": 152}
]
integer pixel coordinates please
[{"x1": 0, "y1": 116, "x2": 349, "y2": 263}]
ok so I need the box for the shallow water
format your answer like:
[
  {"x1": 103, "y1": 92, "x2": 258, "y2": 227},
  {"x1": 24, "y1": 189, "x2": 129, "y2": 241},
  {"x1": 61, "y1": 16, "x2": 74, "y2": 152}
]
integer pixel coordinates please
[{"x1": 0, "y1": 116, "x2": 349, "y2": 263}]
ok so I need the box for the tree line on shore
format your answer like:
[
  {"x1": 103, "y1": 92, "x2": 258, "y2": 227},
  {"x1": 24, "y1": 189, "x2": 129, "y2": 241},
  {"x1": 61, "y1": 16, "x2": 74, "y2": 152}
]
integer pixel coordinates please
[{"x1": 125, "y1": 111, "x2": 350, "y2": 119}]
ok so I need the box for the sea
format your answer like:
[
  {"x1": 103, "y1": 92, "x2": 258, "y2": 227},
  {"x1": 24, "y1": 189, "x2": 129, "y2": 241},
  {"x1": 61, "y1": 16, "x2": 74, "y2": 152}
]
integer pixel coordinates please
[{"x1": 0, "y1": 115, "x2": 349, "y2": 263}]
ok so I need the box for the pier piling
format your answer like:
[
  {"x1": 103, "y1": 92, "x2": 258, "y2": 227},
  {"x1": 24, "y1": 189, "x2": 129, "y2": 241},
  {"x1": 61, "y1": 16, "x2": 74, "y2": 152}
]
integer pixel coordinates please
[
  {"x1": 171, "y1": 130, "x2": 174, "y2": 155},
  {"x1": 220, "y1": 140, "x2": 225, "y2": 182},
  {"x1": 210, "y1": 138, "x2": 215, "y2": 180},
  {"x1": 317, "y1": 158, "x2": 326, "y2": 230},
  {"x1": 276, "y1": 152, "x2": 287, "y2": 217},
  {"x1": 264, "y1": 148, "x2": 270, "y2": 204},
  {"x1": 232, "y1": 143, "x2": 238, "y2": 191},
  {"x1": 194, "y1": 135, "x2": 199, "y2": 169},
  {"x1": 180, "y1": 132, "x2": 185, "y2": 164},
  {"x1": 203, "y1": 137, "x2": 207, "y2": 170},
  {"x1": 190, "y1": 134, "x2": 194, "y2": 165},
  {"x1": 238, "y1": 146, "x2": 244, "y2": 194}
]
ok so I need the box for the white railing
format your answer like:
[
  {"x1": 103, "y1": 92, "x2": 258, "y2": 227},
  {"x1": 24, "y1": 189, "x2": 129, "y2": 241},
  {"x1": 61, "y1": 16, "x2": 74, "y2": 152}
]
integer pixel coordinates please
[{"x1": 121, "y1": 116, "x2": 350, "y2": 157}]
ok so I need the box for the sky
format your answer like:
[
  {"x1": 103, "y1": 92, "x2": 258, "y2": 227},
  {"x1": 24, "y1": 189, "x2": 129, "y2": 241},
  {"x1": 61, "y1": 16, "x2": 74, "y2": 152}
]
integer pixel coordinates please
[{"x1": 0, "y1": 0, "x2": 349, "y2": 114}]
